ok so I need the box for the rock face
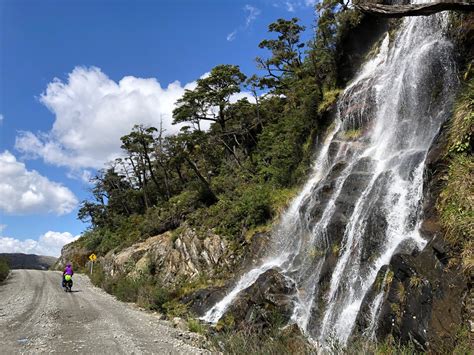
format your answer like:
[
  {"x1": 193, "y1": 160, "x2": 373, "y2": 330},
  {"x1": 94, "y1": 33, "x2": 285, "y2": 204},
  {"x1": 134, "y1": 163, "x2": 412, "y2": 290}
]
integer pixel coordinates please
[
  {"x1": 101, "y1": 227, "x2": 229, "y2": 285},
  {"x1": 55, "y1": 242, "x2": 90, "y2": 270},
  {"x1": 354, "y1": 121, "x2": 469, "y2": 350},
  {"x1": 221, "y1": 269, "x2": 297, "y2": 330}
]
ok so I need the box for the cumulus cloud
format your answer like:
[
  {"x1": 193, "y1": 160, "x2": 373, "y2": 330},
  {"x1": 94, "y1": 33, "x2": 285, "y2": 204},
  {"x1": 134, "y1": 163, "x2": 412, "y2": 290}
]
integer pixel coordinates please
[
  {"x1": 0, "y1": 151, "x2": 78, "y2": 215},
  {"x1": 15, "y1": 66, "x2": 252, "y2": 173},
  {"x1": 286, "y1": 1, "x2": 296, "y2": 12},
  {"x1": 0, "y1": 231, "x2": 80, "y2": 257},
  {"x1": 15, "y1": 66, "x2": 197, "y2": 170}
]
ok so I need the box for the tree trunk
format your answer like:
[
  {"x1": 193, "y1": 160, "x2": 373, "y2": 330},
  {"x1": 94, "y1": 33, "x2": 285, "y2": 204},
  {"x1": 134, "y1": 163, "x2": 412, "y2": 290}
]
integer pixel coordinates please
[{"x1": 184, "y1": 157, "x2": 218, "y2": 204}]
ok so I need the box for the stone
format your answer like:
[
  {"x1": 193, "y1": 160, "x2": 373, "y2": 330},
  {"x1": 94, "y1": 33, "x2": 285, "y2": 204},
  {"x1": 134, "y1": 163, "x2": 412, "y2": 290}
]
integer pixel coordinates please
[
  {"x1": 172, "y1": 317, "x2": 188, "y2": 331},
  {"x1": 221, "y1": 268, "x2": 297, "y2": 331}
]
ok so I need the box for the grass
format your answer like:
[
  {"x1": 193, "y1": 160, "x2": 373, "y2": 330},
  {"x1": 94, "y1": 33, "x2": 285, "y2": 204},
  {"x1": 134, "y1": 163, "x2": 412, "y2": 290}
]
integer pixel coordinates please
[
  {"x1": 342, "y1": 128, "x2": 362, "y2": 140},
  {"x1": 187, "y1": 318, "x2": 206, "y2": 334},
  {"x1": 437, "y1": 77, "x2": 474, "y2": 273},
  {"x1": 318, "y1": 89, "x2": 342, "y2": 114}
]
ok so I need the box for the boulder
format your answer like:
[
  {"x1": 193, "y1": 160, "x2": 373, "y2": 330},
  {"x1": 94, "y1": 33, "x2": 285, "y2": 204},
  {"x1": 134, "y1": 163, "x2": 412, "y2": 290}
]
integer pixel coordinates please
[{"x1": 221, "y1": 269, "x2": 297, "y2": 331}]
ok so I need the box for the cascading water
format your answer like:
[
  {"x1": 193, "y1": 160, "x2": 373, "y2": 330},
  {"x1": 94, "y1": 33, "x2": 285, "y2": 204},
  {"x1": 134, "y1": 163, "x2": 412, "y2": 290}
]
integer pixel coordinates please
[{"x1": 202, "y1": 4, "x2": 457, "y2": 346}]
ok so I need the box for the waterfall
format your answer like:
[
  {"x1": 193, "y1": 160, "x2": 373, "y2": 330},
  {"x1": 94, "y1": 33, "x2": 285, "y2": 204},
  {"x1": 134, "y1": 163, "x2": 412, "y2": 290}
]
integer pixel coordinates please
[{"x1": 201, "y1": 6, "x2": 457, "y2": 346}]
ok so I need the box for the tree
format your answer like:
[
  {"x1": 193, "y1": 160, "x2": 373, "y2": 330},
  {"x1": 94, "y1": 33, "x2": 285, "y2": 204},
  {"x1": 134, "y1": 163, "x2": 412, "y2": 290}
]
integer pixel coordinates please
[
  {"x1": 173, "y1": 64, "x2": 247, "y2": 131},
  {"x1": 256, "y1": 18, "x2": 306, "y2": 90},
  {"x1": 166, "y1": 129, "x2": 219, "y2": 205}
]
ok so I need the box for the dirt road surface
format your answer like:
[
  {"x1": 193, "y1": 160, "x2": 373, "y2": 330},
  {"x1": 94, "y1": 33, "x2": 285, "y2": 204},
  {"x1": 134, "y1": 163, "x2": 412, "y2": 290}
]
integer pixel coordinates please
[{"x1": 0, "y1": 270, "x2": 208, "y2": 354}]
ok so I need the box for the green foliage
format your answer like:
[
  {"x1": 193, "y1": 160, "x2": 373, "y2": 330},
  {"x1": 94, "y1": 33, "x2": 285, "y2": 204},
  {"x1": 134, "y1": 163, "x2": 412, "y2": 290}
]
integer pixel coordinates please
[
  {"x1": 140, "y1": 190, "x2": 201, "y2": 237},
  {"x1": 342, "y1": 128, "x2": 362, "y2": 140},
  {"x1": 89, "y1": 262, "x2": 107, "y2": 288},
  {"x1": 438, "y1": 77, "x2": 473, "y2": 273},
  {"x1": 448, "y1": 79, "x2": 473, "y2": 154},
  {"x1": 0, "y1": 258, "x2": 10, "y2": 282},
  {"x1": 136, "y1": 283, "x2": 171, "y2": 311},
  {"x1": 111, "y1": 275, "x2": 142, "y2": 302},
  {"x1": 318, "y1": 88, "x2": 342, "y2": 113},
  {"x1": 438, "y1": 154, "x2": 474, "y2": 271},
  {"x1": 409, "y1": 275, "x2": 423, "y2": 290},
  {"x1": 211, "y1": 324, "x2": 314, "y2": 354},
  {"x1": 187, "y1": 318, "x2": 206, "y2": 334},
  {"x1": 162, "y1": 299, "x2": 188, "y2": 318}
]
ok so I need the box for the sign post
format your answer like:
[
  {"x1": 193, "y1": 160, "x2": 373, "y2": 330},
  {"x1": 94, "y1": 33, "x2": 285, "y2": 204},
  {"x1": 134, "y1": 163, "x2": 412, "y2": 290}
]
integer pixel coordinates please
[{"x1": 89, "y1": 253, "x2": 97, "y2": 274}]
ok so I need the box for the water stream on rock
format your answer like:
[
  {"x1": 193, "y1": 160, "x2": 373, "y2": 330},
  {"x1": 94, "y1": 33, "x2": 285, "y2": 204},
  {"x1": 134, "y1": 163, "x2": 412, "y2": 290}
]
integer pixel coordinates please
[{"x1": 202, "y1": 5, "x2": 457, "y2": 346}]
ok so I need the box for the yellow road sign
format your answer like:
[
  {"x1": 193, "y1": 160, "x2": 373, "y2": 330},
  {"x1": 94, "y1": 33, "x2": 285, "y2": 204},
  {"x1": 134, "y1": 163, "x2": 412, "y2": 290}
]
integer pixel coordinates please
[{"x1": 89, "y1": 253, "x2": 97, "y2": 262}]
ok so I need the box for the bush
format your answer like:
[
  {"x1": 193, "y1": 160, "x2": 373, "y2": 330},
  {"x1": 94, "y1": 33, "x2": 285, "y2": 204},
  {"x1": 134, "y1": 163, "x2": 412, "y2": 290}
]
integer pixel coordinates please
[
  {"x1": 0, "y1": 258, "x2": 9, "y2": 281},
  {"x1": 187, "y1": 318, "x2": 206, "y2": 334},
  {"x1": 140, "y1": 190, "x2": 201, "y2": 237},
  {"x1": 137, "y1": 283, "x2": 171, "y2": 312},
  {"x1": 111, "y1": 275, "x2": 141, "y2": 302},
  {"x1": 211, "y1": 325, "x2": 314, "y2": 354}
]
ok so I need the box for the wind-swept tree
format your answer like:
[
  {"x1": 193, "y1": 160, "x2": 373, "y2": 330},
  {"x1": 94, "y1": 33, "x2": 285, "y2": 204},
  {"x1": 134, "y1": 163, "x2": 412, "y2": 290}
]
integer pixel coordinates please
[
  {"x1": 256, "y1": 18, "x2": 306, "y2": 90},
  {"x1": 173, "y1": 64, "x2": 247, "y2": 131}
]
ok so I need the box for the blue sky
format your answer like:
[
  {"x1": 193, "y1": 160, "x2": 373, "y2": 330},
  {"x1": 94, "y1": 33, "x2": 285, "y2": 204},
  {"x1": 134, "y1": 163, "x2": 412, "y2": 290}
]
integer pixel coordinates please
[{"x1": 0, "y1": 0, "x2": 317, "y2": 256}]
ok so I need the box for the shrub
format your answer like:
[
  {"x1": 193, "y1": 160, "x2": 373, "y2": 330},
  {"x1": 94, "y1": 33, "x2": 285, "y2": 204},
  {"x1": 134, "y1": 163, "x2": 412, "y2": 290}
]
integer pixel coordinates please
[
  {"x1": 0, "y1": 258, "x2": 9, "y2": 281},
  {"x1": 187, "y1": 318, "x2": 206, "y2": 334},
  {"x1": 137, "y1": 283, "x2": 171, "y2": 312}
]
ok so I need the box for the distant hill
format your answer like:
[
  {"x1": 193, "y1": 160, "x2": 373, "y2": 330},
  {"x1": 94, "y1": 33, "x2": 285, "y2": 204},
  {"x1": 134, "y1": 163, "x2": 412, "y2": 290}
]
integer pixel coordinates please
[{"x1": 0, "y1": 253, "x2": 57, "y2": 270}]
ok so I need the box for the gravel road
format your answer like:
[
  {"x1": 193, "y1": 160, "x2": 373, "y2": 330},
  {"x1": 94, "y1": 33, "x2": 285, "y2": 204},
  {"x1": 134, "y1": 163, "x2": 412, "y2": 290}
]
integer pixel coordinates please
[{"x1": 0, "y1": 270, "x2": 208, "y2": 354}]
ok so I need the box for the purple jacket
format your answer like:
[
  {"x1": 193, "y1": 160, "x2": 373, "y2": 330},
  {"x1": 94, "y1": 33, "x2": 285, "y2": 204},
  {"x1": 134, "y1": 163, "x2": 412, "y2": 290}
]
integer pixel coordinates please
[{"x1": 63, "y1": 265, "x2": 74, "y2": 276}]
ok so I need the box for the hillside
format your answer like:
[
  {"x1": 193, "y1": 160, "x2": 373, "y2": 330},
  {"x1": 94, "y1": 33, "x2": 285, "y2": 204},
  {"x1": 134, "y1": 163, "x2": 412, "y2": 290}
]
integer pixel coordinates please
[
  {"x1": 56, "y1": 2, "x2": 473, "y2": 353},
  {"x1": 0, "y1": 253, "x2": 57, "y2": 270}
]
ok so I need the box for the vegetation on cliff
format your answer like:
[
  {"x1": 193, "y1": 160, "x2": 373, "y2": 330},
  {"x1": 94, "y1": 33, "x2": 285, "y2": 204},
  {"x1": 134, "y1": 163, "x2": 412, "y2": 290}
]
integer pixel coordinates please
[
  {"x1": 59, "y1": 2, "x2": 473, "y2": 353},
  {"x1": 75, "y1": 1, "x2": 361, "y2": 260},
  {"x1": 438, "y1": 74, "x2": 473, "y2": 273}
]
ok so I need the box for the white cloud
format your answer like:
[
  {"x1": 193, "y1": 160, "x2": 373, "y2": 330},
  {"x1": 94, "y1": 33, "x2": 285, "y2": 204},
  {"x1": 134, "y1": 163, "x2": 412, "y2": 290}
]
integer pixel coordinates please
[
  {"x1": 227, "y1": 30, "x2": 237, "y2": 41},
  {"x1": 0, "y1": 151, "x2": 78, "y2": 215},
  {"x1": 0, "y1": 224, "x2": 6, "y2": 233},
  {"x1": 286, "y1": 1, "x2": 296, "y2": 12},
  {"x1": 226, "y1": 5, "x2": 261, "y2": 42},
  {"x1": 0, "y1": 231, "x2": 80, "y2": 257},
  {"x1": 244, "y1": 5, "x2": 261, "y2": 28},
  {"x1": 15, "y1": 66, "x2": 253, "y2": 173},
  {"x1": 15, "y1": 66, "x2": 198, "y2": 171},
  {"x1": 0, "y1": 114, "x2": 4, "y2": 123},
  {"x1": 272, "y1": 0, "x2": 317, "y2": 10}
]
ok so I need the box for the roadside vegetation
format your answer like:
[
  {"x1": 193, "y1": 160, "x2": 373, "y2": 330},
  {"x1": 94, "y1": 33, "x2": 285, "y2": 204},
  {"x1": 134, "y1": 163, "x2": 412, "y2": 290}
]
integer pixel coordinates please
[{"x1": 0, "y1": 258, "x2": 10, "y2": 282}]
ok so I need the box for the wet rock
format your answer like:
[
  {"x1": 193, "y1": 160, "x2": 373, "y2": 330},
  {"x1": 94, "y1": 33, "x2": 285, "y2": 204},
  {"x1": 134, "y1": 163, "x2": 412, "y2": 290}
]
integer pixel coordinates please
[
  {"x1": 183, "y1": 286, "x2": 228, "y2": 317},
  {"x1": 356, "y1": 242, "x2": 467, "y2": 351},
  {"x1": 221, "y1": 269, "x2": 297, "y2": 331}
]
